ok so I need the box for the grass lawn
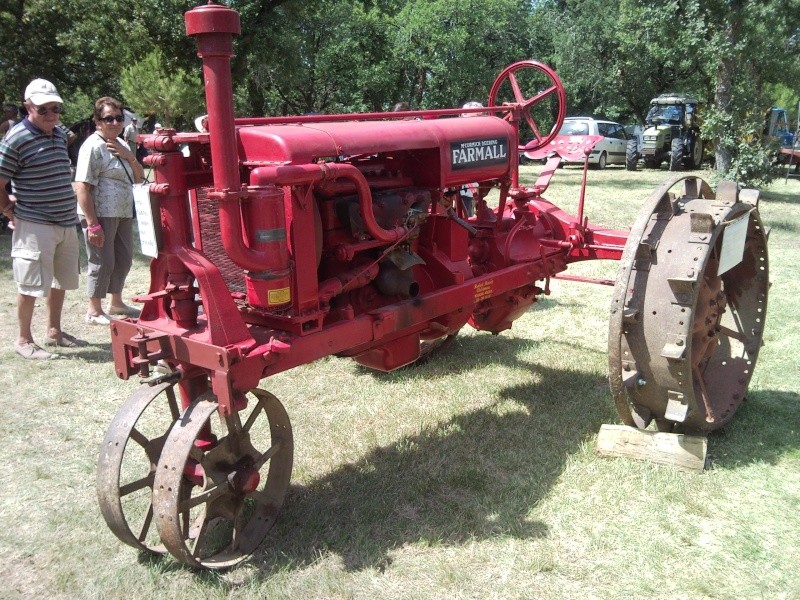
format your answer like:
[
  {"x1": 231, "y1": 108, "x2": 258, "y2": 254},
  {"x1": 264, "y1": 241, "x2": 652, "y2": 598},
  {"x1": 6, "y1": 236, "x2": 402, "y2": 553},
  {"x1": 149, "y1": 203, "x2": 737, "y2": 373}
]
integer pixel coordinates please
[{"x1": 0, "y1": 165, "x2": 798, "y2": 599}]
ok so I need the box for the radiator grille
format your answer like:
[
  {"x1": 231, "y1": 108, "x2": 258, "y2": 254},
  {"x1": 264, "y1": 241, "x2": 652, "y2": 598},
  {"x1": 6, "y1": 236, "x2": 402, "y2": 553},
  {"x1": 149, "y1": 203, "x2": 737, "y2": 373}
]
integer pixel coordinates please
[{"x1": 195, "y1": 187, "x2": 246, "y2": 293}]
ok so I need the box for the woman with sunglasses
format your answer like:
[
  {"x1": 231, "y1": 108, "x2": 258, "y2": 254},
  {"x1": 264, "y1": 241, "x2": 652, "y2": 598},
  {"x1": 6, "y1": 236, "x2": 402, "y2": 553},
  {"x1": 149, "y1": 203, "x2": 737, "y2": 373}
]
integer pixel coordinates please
[{"x1": 74, "y1": 96, "x2": 144, "y2": 325}]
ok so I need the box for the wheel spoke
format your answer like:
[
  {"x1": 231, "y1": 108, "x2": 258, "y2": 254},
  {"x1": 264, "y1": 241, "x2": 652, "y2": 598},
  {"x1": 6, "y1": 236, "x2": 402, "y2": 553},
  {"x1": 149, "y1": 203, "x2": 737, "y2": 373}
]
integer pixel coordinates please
[
  {"x1": 230, "y1": 509, "x2": 247, "y2": 553},
  {"x1": 166, "y1": 387, "x2": 180, "y2": 421},
  {"x1": 189, "y1": 513, "x2": 211, "y2": 558},
  {"x1": 119, "y1": 473, "x2": 155, "y2": 497},
  {"x1": 225, "y1": 411, "x2": 245, "y2": 454},
  {"x1": 718, "y1": 324, "x2": 746, "y2": 343},
  {"x1": 524, "y1": 114, "x2": 543, "y2": 142},
  {"x1": 509, "y1": 73, "x2": 524, "y2": 104},
  {"x1": 128, "y1": 427, "x2": 149, "y2": 449},
  {"x1": 247, "y1": 488, "x2": 273, "y2": 507},
  {"x1": 693, "y1": 364, "x2": 716, "y2": 423},
  {"x1": 243, "y1": 398, "x2": 266, "y2": 433},
  {"x1": 180, "y1": 482, "x2": 229, "y2": 512},
  {"x1": 252, "y1": 441, "x2": 282, "y2": 472},
  {"x1": 137, "y1": 503, "x2": 155, "y2": 543},
  {"x1": 522, "y1": 85, "x2": 558, "y2": 109},
  {"x1": 181, "y1": 501, "x2": 193, "y2": 540},
  {"x1": 188, "y1": 444, "x2": 205, "y2": 463}
]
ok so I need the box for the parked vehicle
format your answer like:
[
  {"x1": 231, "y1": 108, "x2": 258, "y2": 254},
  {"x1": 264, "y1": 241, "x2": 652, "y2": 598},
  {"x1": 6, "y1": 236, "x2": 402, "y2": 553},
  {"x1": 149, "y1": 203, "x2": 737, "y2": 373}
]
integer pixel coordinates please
[
  {"x1": 525, "y1": 117, "x2": 628, "y2": 169},
  {"x1": 627, "y1": 93, "x2": 704, "y2": 171}
]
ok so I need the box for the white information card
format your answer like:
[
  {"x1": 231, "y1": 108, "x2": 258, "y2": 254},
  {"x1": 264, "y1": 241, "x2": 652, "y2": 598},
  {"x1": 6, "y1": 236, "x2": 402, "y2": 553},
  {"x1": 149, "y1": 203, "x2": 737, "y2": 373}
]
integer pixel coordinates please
[
  {"x1": 717, "y1": 213, "x2": 749, "y2": 276},
  {"x1": 133, "y1": 183, "x2": 159, "y2": 258}
]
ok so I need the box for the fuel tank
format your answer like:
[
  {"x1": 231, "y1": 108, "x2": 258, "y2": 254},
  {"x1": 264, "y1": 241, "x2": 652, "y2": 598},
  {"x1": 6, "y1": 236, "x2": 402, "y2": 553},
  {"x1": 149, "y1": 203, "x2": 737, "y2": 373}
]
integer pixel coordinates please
[{"x1": 237, "y1": 116, "x2": 514, "y2": 189}]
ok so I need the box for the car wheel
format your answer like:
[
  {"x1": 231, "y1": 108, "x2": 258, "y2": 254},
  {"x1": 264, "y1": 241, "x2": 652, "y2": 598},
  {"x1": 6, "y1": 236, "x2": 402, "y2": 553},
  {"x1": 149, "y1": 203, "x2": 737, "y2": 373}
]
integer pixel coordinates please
[
  {"x1": 625, "y1": 140, "x2": 638, "y2": 171},
  {"x1": 669, "y1": 137, "x2": 684, "y2": 171},
  {"x1": 596, "y1": 152, "x2": 607, "y2": 170}
]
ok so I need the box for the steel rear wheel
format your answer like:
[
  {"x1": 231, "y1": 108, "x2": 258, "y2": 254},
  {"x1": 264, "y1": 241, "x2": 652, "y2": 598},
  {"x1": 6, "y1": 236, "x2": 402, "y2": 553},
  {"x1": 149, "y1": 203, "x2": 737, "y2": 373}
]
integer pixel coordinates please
[
  {"x1": 608, "y1": 177, "x2": 769, "y2": 433},
  {"x1": 153, "y1": 389, "x2": 293, "y2": 569},
  {"x1": 97, "y1": 381, "x2": 181, "y2": 553}
]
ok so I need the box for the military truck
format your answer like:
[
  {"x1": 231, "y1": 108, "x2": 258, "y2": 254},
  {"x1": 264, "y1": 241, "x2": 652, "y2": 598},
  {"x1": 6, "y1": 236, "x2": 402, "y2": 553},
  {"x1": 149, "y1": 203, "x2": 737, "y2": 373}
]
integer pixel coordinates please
[{"x1": 626, "y1": 93, "x2": 704, "y2": 171}]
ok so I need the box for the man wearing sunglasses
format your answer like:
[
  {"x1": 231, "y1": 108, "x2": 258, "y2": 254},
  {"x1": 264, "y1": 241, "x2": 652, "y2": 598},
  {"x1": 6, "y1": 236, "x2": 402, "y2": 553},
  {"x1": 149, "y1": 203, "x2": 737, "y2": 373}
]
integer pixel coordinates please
[{"x1": 0, "y1": 78, "x2": 86, "y2": 359}]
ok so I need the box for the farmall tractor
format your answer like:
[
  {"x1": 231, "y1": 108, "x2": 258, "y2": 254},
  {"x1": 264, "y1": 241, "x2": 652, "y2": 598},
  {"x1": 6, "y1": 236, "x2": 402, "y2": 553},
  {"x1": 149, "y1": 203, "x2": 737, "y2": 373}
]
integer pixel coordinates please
[{"x1": 96, "y1": 4, "x2": 770, "y2": 569}]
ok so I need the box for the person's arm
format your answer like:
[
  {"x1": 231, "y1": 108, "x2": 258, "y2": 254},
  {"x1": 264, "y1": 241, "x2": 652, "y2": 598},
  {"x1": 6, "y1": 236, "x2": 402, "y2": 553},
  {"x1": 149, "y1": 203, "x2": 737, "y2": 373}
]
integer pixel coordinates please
[
  {"x1": 107, "y1": 137, "x2": 145, "y2": 184},
  {"x1": 75, "y1": 180, "x2": 104, "y2": 247},
  {"x1": 0, "y1": 176, "x2": 14, "y2": 223}
]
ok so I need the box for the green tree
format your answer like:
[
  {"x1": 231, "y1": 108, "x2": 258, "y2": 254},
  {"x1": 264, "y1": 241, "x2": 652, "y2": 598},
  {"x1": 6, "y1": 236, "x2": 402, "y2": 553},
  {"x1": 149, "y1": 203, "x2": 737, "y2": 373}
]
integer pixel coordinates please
[
  {"x1": 233, "y1": 0, "x2": 402, "y2": 115},
  {"x1": 540, "y1": 0, "x2": 800, "y2": 185},
  {"x1": 542, "y1": 0, "x2": 707, "y2": 121},
  {"x1": 120, "y1": 48, "x2": 204, "y2": 129},
  {"x1": 390, "y1": 0, "x2": 534, "y2": 109},
  {"x1": 698, "y1": 0, "x2": 800, "y2": 181}
]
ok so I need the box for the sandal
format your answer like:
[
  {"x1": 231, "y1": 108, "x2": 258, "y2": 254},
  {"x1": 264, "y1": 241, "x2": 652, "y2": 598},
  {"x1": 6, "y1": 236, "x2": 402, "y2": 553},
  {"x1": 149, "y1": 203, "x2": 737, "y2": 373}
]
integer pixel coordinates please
[
  {"x1": 14, "y1": 341, "x2": 58, "y2": 360},
  {"x1": 43, "y1": 332, "x2": 88, "y2": 348},
  {"x1": 108, "y1": 304, "x2": 141, "y2": 318},
  {"x1": 86, "y1": 313, "x2": 112, "y2": 326}
]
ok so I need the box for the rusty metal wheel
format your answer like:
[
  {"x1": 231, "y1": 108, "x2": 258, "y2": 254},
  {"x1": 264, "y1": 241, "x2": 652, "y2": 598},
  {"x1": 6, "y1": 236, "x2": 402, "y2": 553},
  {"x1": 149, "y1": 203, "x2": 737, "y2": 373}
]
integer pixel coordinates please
[
  {"x1": 609, "y1": 177, "x2": 769, "y2": 433},
  {"x1": 97, "y1": 381, "x2": 181, "y2": 553},
  {"x1": 153, "y1": 389, "x2": 293, "y2": 569},
  {"x1": 488, "y1": 60, "x2": 566, "y2": 153}
]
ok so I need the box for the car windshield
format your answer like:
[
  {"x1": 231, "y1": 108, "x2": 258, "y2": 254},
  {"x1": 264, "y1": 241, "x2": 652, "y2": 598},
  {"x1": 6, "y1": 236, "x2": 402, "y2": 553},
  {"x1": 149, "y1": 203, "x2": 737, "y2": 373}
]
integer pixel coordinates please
[
  {"x1": 646, "y1": 104, "x2": 682, "y2": 123},
  {"x1": 558, "y1": 121, "x2": 590, "y2": 136}
]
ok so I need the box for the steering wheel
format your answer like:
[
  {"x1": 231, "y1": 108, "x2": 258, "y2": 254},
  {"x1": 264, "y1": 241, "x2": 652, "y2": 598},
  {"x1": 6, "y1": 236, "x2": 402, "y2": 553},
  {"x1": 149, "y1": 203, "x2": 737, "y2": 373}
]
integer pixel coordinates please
[{"x1": 488, "y1": 60, "x2": 567, "y2": 153}]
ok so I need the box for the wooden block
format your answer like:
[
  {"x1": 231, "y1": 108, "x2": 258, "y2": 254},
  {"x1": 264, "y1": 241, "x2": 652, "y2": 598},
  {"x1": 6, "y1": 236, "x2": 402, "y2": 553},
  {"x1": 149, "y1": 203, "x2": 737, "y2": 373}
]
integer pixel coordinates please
[{"x1": 595, "y1": 424, "x2": 707, "y2": 473}]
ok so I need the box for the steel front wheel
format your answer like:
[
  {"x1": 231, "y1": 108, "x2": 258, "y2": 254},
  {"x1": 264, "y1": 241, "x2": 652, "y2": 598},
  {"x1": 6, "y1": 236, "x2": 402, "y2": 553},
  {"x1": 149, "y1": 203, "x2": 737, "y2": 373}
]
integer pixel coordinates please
[
  {"x1": 97, "y1": 382, "x2": 182, "y2": 553},
  {"x1": 153, "y1": 389, "x2": 293, "y2": 569},
  {"x1": 488, "y1": 60, "x2": 567, "y2": 152},
  {"x1": 608, "y1": 177, "x2": 769, "y2": 433}
]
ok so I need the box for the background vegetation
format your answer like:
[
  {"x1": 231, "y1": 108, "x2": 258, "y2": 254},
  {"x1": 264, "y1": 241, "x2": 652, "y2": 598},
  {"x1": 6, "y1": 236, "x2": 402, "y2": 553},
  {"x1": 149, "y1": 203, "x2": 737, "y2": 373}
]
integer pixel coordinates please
[
  {"x1": 1, "y1": 166, "x2": 798, "y2": 598},
  {"x1": 2, "y1": 0, "x2": 800, "y2": 180}
]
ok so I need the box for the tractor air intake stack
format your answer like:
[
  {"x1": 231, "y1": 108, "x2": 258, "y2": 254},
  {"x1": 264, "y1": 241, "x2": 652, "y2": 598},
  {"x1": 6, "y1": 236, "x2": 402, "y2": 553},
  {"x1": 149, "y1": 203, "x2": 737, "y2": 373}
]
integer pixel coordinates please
[
  {"x1": 184, "y1": 3, "x2": 240, "y2": 192},
  {"x1": 185, "y1": 4, "x2": 291, "y2": 309}
]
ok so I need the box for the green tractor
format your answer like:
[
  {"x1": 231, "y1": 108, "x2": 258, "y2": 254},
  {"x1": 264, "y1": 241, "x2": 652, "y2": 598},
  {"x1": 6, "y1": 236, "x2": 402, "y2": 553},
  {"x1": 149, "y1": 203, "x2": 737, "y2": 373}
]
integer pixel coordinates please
[{"x1": 626, "y1": 93, "x2": 704, "y2": 171}]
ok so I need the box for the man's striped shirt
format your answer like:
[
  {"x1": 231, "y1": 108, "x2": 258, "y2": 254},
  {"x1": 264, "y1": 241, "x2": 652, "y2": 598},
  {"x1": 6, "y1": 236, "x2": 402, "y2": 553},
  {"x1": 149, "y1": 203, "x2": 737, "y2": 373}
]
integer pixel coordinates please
[{"x1": 0, "y1": 118, "x2": 76, "y2": 227}]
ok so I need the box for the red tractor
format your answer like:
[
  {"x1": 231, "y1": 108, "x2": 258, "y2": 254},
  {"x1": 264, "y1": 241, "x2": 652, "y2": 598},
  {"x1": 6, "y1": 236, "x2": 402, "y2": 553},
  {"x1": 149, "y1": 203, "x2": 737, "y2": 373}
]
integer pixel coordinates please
[{"x1": 97, "y1": 3, "x2": 769, "y2": 569}]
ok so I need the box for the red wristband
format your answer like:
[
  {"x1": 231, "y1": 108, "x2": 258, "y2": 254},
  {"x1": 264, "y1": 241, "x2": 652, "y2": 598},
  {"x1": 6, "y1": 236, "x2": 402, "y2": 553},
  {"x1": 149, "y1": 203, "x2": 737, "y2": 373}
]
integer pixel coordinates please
[{"x1": 88, "y1": 223, "x2": 103, "y2": 234}]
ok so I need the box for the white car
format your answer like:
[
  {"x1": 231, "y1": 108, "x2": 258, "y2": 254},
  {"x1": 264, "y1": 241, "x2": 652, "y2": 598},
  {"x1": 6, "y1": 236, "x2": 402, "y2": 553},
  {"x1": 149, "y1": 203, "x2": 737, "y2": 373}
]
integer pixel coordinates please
[{"x1": 529, "y1": 117, "x2": 629, "y2": 169}]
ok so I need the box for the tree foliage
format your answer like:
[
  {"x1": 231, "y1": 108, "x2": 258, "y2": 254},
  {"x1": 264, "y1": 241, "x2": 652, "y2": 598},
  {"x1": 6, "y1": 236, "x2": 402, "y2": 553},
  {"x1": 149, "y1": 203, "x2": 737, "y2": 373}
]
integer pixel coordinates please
[
  {"x1": 120, "y1": 48, "x2": 204, "y2": 129},
  {"x1": 540, "y1": 0, "x2": 800, "y2": 185},
  {"x1": 1, "y1": 0, "x2": 799, "y2": 184}
]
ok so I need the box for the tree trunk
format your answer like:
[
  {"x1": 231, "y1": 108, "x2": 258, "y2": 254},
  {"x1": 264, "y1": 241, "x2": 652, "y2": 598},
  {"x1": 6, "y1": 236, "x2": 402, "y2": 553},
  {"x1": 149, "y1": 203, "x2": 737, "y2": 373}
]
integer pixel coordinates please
[
  {"x1": 712, "y1": 4, "x2": 742, "y2": 174},
  {"x1": 713, "y1": 56, "x2": 734, "y2": 173}
]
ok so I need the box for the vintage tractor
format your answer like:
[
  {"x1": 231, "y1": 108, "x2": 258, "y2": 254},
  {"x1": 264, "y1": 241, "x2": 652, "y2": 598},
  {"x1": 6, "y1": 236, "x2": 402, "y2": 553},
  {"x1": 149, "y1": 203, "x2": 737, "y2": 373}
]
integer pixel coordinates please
[
  {"x1": 627, "y1": 93, "x2": 704, "y2": 171},
  {"x1": 764, "y1": 106, "x2": 800, "y2": 169},
  {"x1": 96, "y1": 3, "x2": 770, "y2": 569}
]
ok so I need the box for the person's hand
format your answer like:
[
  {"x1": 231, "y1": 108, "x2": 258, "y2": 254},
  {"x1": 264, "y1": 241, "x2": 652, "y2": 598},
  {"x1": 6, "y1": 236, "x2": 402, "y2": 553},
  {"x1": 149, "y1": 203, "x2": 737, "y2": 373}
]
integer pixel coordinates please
[
  {"x1": 106, "y1": 137, "x2": 137, "y2": 163},
  {"x1": 1, "y1": 203, "x2": 14, "y2": 227},
  {"x1": 87, "y1": 225, "x2": 105, "y2": 248}
]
